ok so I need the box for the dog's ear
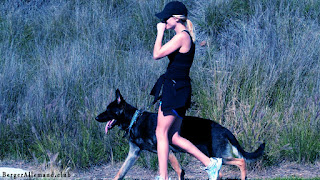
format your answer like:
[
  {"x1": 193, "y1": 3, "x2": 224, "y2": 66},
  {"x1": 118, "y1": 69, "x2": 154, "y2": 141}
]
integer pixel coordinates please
[{"x1": 115, "y1": 89, "x2": 124, "y2": 104}]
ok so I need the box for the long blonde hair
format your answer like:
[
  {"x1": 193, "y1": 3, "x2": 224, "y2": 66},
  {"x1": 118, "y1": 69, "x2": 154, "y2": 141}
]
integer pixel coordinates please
[{"x1": 172, "y1": 15, "x2": 195, "y2": 42}]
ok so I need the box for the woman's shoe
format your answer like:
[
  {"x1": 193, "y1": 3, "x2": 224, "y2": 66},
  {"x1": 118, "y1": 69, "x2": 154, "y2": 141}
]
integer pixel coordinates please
[
  {"x1": 204, "y1": 157, "x2": 222, "y2": 180},
  {"x1": 155, "y1": 176, "x2": 171, "y2": 180}
]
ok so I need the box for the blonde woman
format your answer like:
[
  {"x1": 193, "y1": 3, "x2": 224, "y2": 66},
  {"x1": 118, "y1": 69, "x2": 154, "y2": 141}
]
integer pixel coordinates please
[{"x1": 150, "y1": 1, "x2": 222, "y2": 180}]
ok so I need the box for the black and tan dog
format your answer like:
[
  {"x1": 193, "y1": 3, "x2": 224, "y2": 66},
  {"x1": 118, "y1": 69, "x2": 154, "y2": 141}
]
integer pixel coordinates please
[{"x1": 95, "y1": 89, "x2": 265, "y2": 180}]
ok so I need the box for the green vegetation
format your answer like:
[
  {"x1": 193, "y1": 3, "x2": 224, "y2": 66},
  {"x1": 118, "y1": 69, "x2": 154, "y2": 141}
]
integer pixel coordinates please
[{"x1": 0, "y1": 0, "x2": 319, "y2": 173}]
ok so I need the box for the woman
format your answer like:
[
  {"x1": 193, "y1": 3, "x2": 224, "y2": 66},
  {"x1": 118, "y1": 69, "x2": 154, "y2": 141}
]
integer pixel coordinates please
[{"x1": 150, "y1": 1, "x2": 222, "y2": 180}]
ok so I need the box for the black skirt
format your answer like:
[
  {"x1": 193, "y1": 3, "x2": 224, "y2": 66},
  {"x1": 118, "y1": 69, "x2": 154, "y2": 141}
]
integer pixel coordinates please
[{"x1": 150, "y1": 73, "x2": 191, "y2": 116}]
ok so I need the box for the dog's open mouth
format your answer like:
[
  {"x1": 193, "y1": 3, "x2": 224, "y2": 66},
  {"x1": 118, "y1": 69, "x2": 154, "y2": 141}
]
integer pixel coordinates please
[{"x1": 105, "y1": 119, "x2": 116, "y2": 134}]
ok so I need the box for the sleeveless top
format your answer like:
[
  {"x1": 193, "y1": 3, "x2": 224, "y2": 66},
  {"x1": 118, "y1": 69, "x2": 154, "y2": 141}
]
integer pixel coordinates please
[{"x1": 150, "y1": 30, "x2": 195, "y2": 113}]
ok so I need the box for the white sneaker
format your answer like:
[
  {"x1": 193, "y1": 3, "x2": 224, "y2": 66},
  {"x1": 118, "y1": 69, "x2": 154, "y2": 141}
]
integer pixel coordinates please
[
  {"x1": 155, "y1": 176, "x2": 171, "y2": 180},
  {"x1": 204, "y1": 157, "x2": 222, "y2": 180}
]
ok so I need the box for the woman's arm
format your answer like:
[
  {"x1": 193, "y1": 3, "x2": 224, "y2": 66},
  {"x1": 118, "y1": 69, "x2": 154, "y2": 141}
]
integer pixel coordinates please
[{"x1": 153, "y1": 23, "x2": 184, "y2": 60}]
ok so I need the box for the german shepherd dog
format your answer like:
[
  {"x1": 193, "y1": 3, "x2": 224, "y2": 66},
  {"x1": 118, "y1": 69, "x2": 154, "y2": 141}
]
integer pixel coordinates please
[{"x1": 95, "y1": 89, "x2": 265, "y2": 180}]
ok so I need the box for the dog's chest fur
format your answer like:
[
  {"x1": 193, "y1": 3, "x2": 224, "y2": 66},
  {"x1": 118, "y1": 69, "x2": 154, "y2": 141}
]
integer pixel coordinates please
[{"x1": 128, "y1": 112, "x2": 158, "y2": 152}]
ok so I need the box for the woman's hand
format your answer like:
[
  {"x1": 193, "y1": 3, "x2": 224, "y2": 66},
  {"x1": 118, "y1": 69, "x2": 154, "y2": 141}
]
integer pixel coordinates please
[{"x1": 157, "y1": 22, "x2": 166, "y2": 33}]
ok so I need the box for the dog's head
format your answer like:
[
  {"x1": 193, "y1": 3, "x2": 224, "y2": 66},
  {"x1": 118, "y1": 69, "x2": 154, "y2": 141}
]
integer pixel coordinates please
[{"x1": 95, "y1": 89, "x2": 127, "y2": 133}]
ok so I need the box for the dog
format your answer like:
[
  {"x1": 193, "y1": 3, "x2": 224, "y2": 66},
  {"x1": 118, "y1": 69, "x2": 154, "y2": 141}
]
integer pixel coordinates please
[{"x1": 95, "y1": 89, "x2": 265, "y2": 180}]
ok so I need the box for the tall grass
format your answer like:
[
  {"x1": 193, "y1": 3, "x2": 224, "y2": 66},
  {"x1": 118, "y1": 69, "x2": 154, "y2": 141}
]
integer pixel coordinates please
[
  {"x1": 192, "y1": 0, "x2": 320, "y2": 164},
  {"x1": 0, "y1": 0, "x2": 319, "y2": 169}
]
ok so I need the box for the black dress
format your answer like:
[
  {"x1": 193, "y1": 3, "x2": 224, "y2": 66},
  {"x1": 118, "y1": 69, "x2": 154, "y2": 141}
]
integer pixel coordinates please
[{"x1": 151, "y1": 30, "x2": 195, "y2": 117}]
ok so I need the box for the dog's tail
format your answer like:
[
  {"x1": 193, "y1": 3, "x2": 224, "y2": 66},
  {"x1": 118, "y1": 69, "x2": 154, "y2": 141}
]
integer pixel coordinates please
[{"x1": 226, "y1": 129, "x2": 265, "y2": 162}]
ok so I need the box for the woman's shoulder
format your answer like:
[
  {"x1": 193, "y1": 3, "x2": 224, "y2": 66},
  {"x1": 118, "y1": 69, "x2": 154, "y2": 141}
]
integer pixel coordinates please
[
  {"x1": 169, "y1": 32, "x2": 190, "y2": 47},
  {"x1": 174, "y1": 30, "x2": 192, "y2": 53},
  {"x1": 175, "y1": 30, "x2": 191, "y2": 39},
  {"x1": 172, "y1": 31, "x2": 192, "y2": 46}
]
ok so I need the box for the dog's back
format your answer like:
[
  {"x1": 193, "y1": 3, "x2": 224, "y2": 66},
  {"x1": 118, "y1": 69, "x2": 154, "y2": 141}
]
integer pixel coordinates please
[
  {"x1": 180, "y1": 116, "x2": 265, "y2": 161},
  {"x1": 179, "y1": 116, "x2": 230, "y2": 157}
]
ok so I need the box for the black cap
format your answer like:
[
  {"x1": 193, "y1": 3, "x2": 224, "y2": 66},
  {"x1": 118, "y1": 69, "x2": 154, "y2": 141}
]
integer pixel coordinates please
[{"x1": 155, "y1": 1, "x2": 188, "y2": 20}]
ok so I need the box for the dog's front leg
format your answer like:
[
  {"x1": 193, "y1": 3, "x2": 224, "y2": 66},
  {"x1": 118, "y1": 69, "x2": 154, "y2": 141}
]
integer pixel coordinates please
[{"x1": 113, "y1": 141, "x2": 141, "y2": 180}]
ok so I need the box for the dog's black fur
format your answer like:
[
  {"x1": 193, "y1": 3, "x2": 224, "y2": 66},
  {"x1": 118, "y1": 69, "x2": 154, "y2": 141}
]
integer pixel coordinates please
[{"x1": 95, "y1": 89, "x2": 265, "y2": 180}]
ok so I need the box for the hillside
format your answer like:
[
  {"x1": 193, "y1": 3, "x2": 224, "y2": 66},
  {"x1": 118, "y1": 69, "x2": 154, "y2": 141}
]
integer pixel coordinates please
[{"x1": 0, "y1": 0, "x2": 319, "y2": 173}]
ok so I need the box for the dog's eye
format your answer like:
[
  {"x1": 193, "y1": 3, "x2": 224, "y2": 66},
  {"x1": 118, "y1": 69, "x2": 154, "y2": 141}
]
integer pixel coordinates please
[
  {"x1": 108, "y1": 109, "x2": 119, "y2": 116},
  {"x1": 115, "y1": 111, "x2": 121, "y2": 115},
  {"x1": 113, "y1": 109, "x2": 123, "y2": 116}
]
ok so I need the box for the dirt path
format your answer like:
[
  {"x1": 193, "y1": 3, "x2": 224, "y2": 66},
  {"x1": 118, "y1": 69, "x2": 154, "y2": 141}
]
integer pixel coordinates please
[
  {"x1": 75, "y1": 158, "x2": 320, "y2": 180},
  {"x1": 1, "y1": 158, "x2": 320, "y2": 179}
]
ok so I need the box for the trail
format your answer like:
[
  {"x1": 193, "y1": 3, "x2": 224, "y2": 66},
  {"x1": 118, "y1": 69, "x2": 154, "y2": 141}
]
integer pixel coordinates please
[
  {"x1": 1, "y1": 158, "x2": 320, "y2": 179},
  {"x1": 75, "y1": 158, "x2": 320, "y2": 179}
]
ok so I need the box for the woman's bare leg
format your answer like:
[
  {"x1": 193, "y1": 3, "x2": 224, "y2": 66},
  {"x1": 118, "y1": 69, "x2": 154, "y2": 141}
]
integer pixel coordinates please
[
  {"x1": 168, "y1": 114, "x2": 211, "y2": 167},
  {"x1": 156, "y1": 107, "x2": 176, "y2": 180},
  {"x1": 156, "y1": 106, "x2": 220, "y2": 180}
]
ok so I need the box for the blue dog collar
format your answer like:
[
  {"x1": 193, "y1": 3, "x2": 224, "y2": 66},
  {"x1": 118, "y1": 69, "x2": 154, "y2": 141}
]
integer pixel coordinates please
[{"x1": 128, "y1": 110, "x2": 141, "y2": 130}]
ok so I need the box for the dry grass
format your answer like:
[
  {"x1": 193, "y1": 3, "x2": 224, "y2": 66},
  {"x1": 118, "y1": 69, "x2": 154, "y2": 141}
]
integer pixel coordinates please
[{"x1": 0, "y1": 0, "x2": 319, "y2": 169}]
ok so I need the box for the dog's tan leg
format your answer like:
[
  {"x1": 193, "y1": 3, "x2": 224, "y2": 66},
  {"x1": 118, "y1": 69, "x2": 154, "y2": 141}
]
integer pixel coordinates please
[
  {"x1": 218, "y1": 170, "x2": 223, "y2": 180},
  {"x1": 113, "y1": 141, "x2": 140, "y2": 180},
  {"x1": 224, "y1": 158, "x2": 247, "y2": 180},
  {"x1": 168, "y1": 151, "x2": 184, "y2": 180}
]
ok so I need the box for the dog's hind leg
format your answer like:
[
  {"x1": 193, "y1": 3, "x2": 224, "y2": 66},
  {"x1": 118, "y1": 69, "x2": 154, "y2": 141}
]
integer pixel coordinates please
[
  {"x1": 113, "y1": 141, "x2": 141, "y2": 180},
  {"x1": 223, "y1": 158, "x2": 247, "y2": 180},
  {"x1": 168, "y1": 151, "x2": 185, "y2": 180}
]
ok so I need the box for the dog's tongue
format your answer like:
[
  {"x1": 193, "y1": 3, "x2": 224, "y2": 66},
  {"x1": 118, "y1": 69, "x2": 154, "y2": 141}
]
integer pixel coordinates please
[{"x1": 105, "y1": 120, "x2": 114, "y2": 134}]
